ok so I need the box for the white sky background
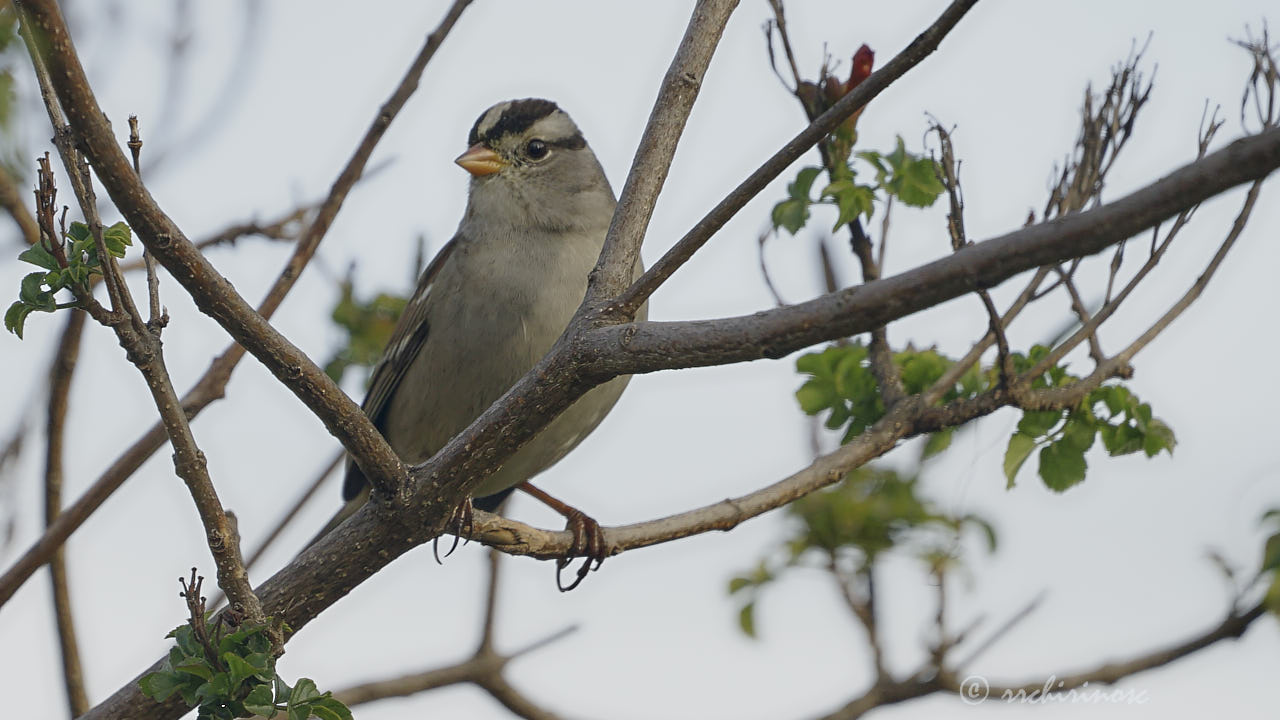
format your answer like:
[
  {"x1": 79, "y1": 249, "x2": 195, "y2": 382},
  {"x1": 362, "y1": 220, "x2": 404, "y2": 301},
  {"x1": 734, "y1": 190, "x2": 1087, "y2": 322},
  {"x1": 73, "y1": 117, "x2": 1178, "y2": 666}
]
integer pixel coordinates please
[{"x1": 1, "y1": 1, "x2": 1278, "y2": 718}]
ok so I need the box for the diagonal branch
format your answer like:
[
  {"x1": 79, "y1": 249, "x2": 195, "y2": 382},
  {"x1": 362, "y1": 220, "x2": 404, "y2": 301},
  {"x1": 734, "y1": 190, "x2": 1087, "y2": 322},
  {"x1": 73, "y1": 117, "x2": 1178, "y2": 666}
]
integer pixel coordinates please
[
  {"x1": 587, "y1": 125, "x2": 1280, "y2": 375},
  {"x1": 587, "y1": 0, "x2": 739, "y2": 304},
  {"x1": 610, "y1": 0, "x2": 981, "y2": 315},
  {"x1": 0, "y1": 0, "x2": 472, "y2": 609}
]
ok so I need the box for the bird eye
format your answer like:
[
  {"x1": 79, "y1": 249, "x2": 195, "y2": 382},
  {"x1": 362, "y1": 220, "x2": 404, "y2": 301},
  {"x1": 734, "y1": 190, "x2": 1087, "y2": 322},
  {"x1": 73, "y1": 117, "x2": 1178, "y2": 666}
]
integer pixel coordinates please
[{"x1": 525, "y1": 139, "x2": 548, "y2": 160}]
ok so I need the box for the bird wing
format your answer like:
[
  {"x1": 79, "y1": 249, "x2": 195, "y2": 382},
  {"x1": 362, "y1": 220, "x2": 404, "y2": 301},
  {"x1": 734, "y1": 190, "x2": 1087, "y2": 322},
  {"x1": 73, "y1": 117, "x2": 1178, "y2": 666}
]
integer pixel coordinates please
[{"x1": 342, "y1": 235, "x2": 459, "y2": 500}]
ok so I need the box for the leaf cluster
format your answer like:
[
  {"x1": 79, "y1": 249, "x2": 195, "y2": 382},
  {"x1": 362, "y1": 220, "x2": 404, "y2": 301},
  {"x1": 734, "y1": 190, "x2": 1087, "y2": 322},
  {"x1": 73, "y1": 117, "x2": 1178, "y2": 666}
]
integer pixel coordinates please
[
  {"x1": 729, "y1": 465, "x2": 996, "y2": 638},
  {"x1": 139, "y1": 621, "x2": 350, "y2": 720},
  {"x1": 771, "y1": 136, "x2": 944, "y2": 236},
  {"x1": 794, "y1": 341, "x2": 1176, "y2": 493},
  {"x1": 5, "y1": 220, "x2": 131, "y2": 338},
  {"x1": 795, "y1": 341, "x2": 982, "y2": 456},
  {"x1": 323, "y1": 277, "x2": 407, "y2": 385},
  {"x1": 1001, "y1": 346, "x2": 1176, "y2": 492}
]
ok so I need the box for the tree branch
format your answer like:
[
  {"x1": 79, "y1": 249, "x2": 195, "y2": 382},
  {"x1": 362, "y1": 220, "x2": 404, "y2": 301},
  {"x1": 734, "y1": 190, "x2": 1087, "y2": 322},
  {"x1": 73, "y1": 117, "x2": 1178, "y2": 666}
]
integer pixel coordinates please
[
  {"x1": 0, "y1": 0, "x2": 471, "y2": 609},
  {"x1": 587, "y1": 0, "x2": 738, "y2": 305},
  {"x1": 588, "y1": 125, "x2": 1280, "y2": 376},
  {"x1": 44, "y1": 308, "x2": 88, "y2": 717},
  {"x1": 610, "y1": 0, "x2": 981, "y2": 314}
]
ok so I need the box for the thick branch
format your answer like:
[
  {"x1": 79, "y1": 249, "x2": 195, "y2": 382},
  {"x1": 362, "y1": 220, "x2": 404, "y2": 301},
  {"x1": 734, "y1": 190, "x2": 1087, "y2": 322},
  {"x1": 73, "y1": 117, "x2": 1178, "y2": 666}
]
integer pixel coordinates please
[{"x1": 589, "y1": 126, "x2": 1280, "y2": 375}]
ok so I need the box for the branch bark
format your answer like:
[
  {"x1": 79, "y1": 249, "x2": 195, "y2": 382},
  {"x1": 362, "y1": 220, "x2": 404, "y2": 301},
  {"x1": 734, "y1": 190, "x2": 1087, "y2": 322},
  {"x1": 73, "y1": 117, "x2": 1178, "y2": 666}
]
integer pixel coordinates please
[{"x1": 44, "y1": 308, "x2": 88, "y2": 717}]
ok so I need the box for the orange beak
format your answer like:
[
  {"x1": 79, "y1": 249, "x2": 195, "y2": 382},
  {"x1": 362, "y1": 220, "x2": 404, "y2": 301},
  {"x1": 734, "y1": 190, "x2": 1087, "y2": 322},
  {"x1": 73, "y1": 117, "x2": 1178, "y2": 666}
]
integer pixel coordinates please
[{"x1": 454, "y1": 144, "x2": 504, "y2": 176}]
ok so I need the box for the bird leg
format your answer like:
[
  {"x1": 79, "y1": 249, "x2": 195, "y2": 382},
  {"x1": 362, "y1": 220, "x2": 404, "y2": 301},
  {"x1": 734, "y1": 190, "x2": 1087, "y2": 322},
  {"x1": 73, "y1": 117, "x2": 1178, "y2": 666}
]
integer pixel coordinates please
[
  {"x1": 432, "y1": 497, "x2": 473, "y2": 564},
  {"x1": 516, "y1": 482, "x2": 606, "y2": 592}
]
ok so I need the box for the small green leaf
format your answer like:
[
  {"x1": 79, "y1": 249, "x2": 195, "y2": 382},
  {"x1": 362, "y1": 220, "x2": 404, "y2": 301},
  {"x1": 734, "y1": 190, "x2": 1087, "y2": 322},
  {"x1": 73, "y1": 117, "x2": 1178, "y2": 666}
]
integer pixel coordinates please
[
  {"x1": 288, "y1": 705, "x2": 310, "y2": 720},
  {"x1": 1142, "y1": 418, "x2": 1176, "y2": 457},
  {"x1": 223, "y1": 652, "x2": 258, "y2": 685},
  {"x1": 1003, "y1": 432, "x2": 1036, "y2": 488},
  {"x1": 771, "y1": 198, "x2": 809, "y2": 235},
  {"x1": 921, "y1": 429, "x2": 953, "y2": 459},
  {"x1": 1100, "y1": 423, "x2": 1143, "y2": 456},
  {"x1": 738, "y1": 602, "x2": 757, "y2": 638},
  {"x1": 1039, "y1": 441, "x2": 1087, "y2": 492},
  {"x1": 892, "y1": 157, "x2": 945, "y2": 207},
  {"x1": 1059, "y1": 416, "x2": 1096, "y2": 453},
  {"x1": 1017, "y1": 409, "x2": 1061, "y2": 437},
  {"x1": 289, "y1": 677, "x2": 321, "y2": 707},
  {"x1": 139, "y1": 671, "x2": 187, "y2": 702},
  {"x1": 4, "y1": 301, "x2": 32, "y2": 338},
  {"x1": 308, "y1": 698, "x2": 354, "y2": 720},
  {"x1": 1262, "y1": 532, "x2": 1280, "y2": 573},
  {"x1": 728, "y1": 577, "x2": 752, "y2": 594},
  {"x1": 173, "y1": 656, "x2": 214, "y2": 681},
  {"x1": 788, "y1": 166, "x2": 823, "y2": 200},
  {"x1": 242, "y1": 684, "x2": 276, "y2": 716},
  {"x1": 18, "y1": 242, "x2": 60, "y2": 271},
  {"x1": 19, "y1": 271, "x2": 54, "y2": 310}
]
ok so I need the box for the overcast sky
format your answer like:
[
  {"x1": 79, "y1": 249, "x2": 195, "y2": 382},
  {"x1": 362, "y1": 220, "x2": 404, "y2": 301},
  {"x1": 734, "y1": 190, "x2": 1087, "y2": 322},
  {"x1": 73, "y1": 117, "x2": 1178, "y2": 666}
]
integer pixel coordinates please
[{"x1": 1, "y1": 2, "x2": 1278, "y2": 719}]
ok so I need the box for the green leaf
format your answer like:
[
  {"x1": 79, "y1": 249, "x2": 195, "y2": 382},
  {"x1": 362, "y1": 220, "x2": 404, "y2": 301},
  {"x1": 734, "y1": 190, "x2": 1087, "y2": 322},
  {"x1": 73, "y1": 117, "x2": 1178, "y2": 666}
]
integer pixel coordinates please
[
  {"x1": 1039, "y1": 441, "x2": 1087, "y2": 492},
  {"x1": 728, "y1": 577, "x2": 751, "y2": 594},
  {"x1": 1262, "y1": 532, "x2": 1280, "y2": 573},
  {"x1": 1100, "y1": 423, "x2": 1143, "y2": 456},
  {"x1": 1142, "y1": 418, "x2": 1177, "y2": 457},
  {"x1": 1017, "y1": 409, "x2": 1061, "y2": 437},
  {"x1": 139, "y1": 671, "x2": 187, "y2": 702},
  {"x1": 289, "y1": 678, "x2": 321, "y2": 707},
  {"x1": 242, "y1": 684, "x2": 277, "y2": 716},
  {"x1": 103, "y1": 221, "x2": 132, "y2": 249},
  {"x1": 788, "y1": 166, "x2": 823, "y2": 200},
  {"x1": 1059, "y1": 416, "x2": 1096, "y2": 453},
  {"x1": 921, "y1": 428, "x2": 952, "y2": 459},
  {"x1": 19, "y1": 271, "x2": 54, "y2": 310},
  {"x1": 4, "y1": 301, "x2": 32, "y2": 338},
  {"x1": 1003, "y1": 432, "x2": 1036, "y2": 488},
  {"x1": 771, "y1": 198, "x2": 809, "y2": 235},
  {"x1": 223, "y1": 652, "x2": 259, "y2": 685},
  {"x1": 18, "y1": 242, "x2": 60, "y2": 271},
  {"x1": 308, "y1": 698, "x2": 354, "y2": 720},
  {"x1": 892, "y1": 157, "x2": 945, "y2": 207},
  {"x1": 173, "y1": 656, "x2": 214, "y2": 681},
  {"x1": 288, "y1": 705, "x2": 310, "y2": 720},
  {"x1": 795, "y1": 381, "x2": 832, "y2": 415},
  {"x1": 66, "y1": 221, "x2": 91, "y2": 245},
  {"x1": 738, "y1": 602, "x2": 757, "y2": 638}
]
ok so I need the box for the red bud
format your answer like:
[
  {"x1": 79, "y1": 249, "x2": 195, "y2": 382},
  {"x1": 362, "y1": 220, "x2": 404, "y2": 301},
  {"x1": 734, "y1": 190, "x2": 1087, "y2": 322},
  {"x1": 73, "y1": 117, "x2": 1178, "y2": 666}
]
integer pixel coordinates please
[{"x1": 847, "y1": 44, "x2": 874, "y2": 91}]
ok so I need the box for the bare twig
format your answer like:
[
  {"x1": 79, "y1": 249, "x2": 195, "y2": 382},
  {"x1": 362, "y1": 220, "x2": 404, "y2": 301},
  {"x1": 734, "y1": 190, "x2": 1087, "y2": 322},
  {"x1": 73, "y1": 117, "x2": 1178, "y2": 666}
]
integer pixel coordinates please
[
  {"x1": 116, "y1": 204, "x2": 310, "y2": 273},
  {"x1": 128, "y1": 115, "x2": 165, "y2": 330},
  {"x1": 45, "y1": 308, "x2": 88, "y2": 717},
  {"x1": 947, "y1": 602, "x2": 1267, "y2": 701}
]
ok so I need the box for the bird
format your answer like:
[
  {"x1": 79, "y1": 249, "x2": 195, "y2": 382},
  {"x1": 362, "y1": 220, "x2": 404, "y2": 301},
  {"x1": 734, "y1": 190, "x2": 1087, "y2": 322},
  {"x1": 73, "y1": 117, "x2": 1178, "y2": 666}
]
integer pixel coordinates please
[{"x1": 318, "y1": 98, "x2": 641, "y2": 590}]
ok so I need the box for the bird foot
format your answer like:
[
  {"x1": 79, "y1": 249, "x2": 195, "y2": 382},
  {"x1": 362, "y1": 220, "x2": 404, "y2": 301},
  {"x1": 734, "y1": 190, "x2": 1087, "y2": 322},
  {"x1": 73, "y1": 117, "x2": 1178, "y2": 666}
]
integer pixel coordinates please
[
  {"x1": 556, "y1": 509, "x2": 606, "y2": 592},
  {"x1": 432, "y1": 498, "x2": 474, "y2": 564}
]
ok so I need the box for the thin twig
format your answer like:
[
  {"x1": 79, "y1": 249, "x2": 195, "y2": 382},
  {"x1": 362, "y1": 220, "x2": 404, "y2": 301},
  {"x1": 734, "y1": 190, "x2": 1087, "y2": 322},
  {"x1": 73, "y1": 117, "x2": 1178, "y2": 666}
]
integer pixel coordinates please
[{"x1": 45, "y1": 308, "x2": 88, "y2": 717}]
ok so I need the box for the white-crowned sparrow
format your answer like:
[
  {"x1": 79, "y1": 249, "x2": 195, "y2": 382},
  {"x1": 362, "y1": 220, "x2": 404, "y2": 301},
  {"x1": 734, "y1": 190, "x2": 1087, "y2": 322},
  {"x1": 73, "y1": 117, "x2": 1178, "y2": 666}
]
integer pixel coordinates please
[{"x1": 325, "y1": 98, "x2": 639, "y2": 589}]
